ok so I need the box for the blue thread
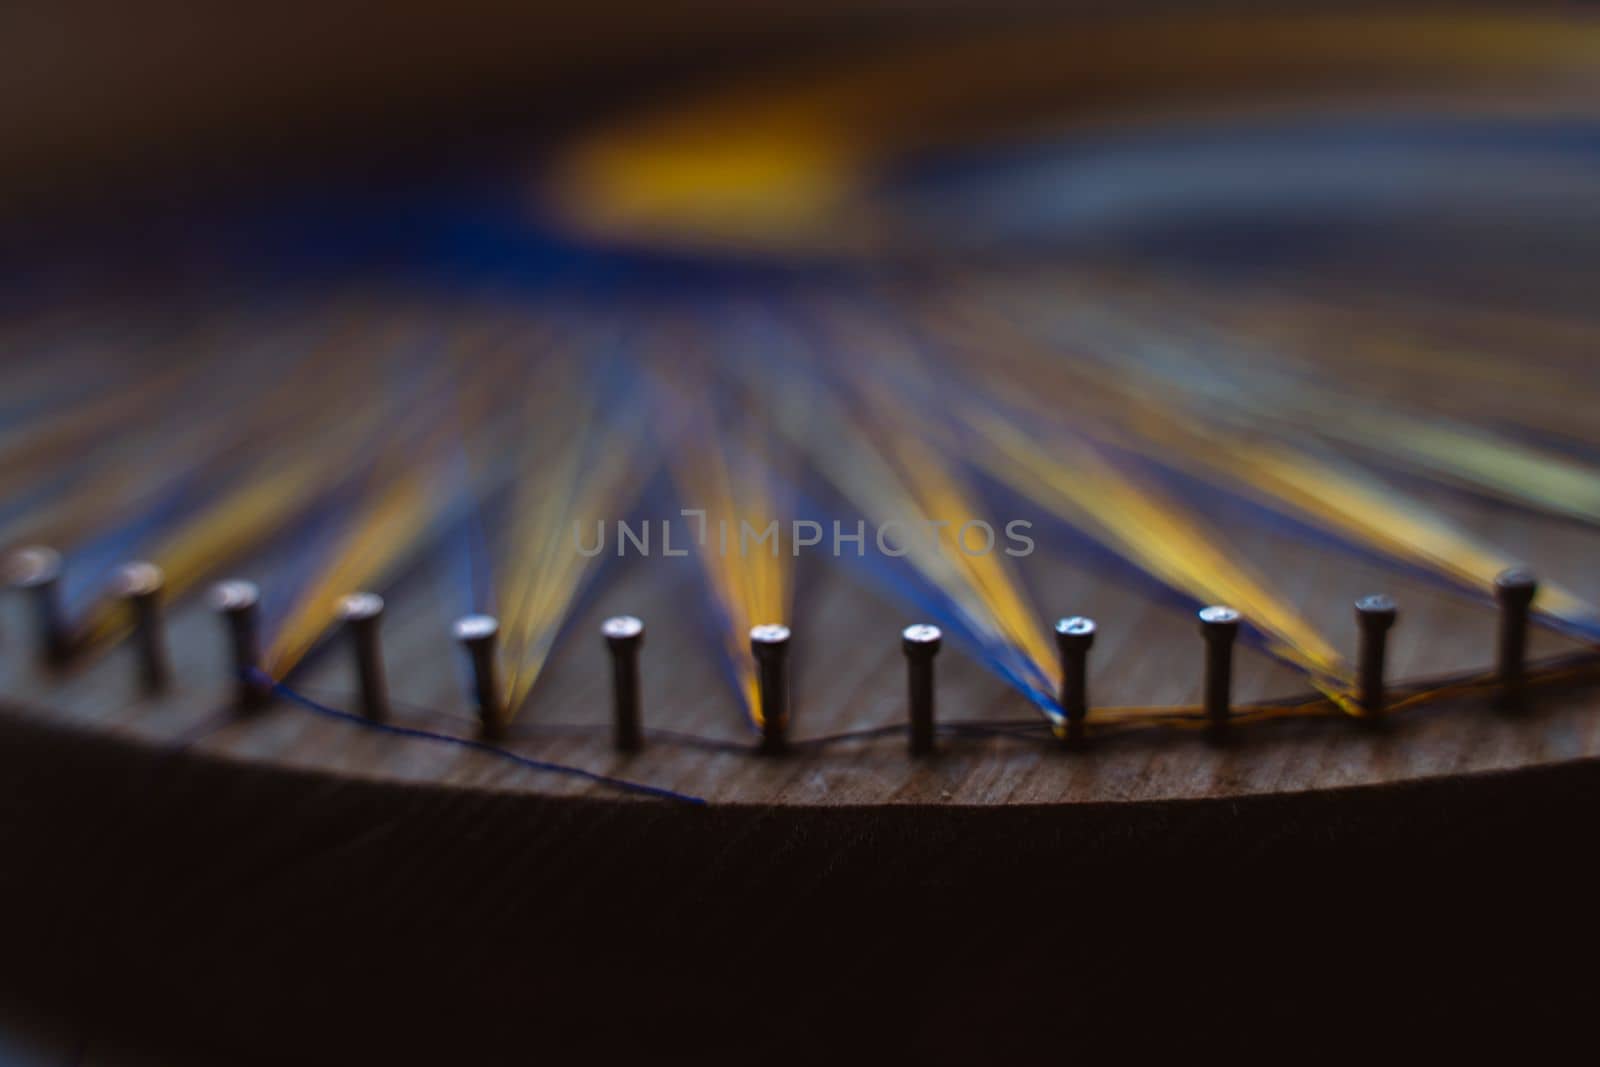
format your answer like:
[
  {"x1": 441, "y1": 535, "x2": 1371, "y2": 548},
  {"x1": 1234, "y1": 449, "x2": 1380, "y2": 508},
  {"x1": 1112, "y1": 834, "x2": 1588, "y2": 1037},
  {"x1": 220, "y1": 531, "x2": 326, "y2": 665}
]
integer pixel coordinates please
[{"x1": 257, "y1": 671, "x2": 706, "y2": 806}]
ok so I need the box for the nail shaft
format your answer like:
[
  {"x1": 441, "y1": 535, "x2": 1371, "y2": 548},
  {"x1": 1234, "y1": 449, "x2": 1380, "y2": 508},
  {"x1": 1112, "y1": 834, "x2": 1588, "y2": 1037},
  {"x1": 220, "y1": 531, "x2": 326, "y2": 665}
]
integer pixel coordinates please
[
  {"x1": 1494, "y1": 568, "x2": 1538, "y2": 710},
  {"x1": 211, "y1": 580, "x2": 267, "y2": 710},
  {"x1": 1199, "y1": 606, "x2": 1241, "y2": 736},
  {"x1": 339, "y1": 593, "x2": 389, "y2": 721},
  {"x1": 902, "y1": 624, "x2": 942, "y2": 756},
  {"x1": 115, "y1": 562, "x2": 170, "y2": 693},
  {"x1": 1355, "y1": 594, "x2": 1398, "y2": 722},
  {"x1": 8, "y1": 546, "x2": 71, "y2": 667},
  {"x1": 454, "y1": 615, "x2": 503, "y2": 738},
  {"x1": 1054, "y1": 616, "x2": 1096, "y2": 747},
  {"x1": 751, "y1": 624, "x2": 791, "y2": 755},
  {"x1": 602, "y1": 615, "x2": 644, "y2": 753}
]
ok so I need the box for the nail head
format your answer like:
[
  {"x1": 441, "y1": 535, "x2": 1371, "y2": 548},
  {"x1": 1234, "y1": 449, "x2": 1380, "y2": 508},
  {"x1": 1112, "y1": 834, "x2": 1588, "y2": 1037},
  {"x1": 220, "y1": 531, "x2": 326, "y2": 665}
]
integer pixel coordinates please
[
  {"x1": 7, "y1": 546, "x2": 62, "y2": 589},
  {"x1": 453, "y1": 614, "x2": 498, "y2": 642},
  {"x1": 211, "y1": 580, "x2": 260, "y2": 613},
  {"x1": 750, "y1": 623, "x2": 791, "y2": 647},
  {"x1": 114, "y1": 561, "x2": 164, "y2": 598},
  {"x1": 602, "y1": 614, "x2": 645, "y2": 642}
]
